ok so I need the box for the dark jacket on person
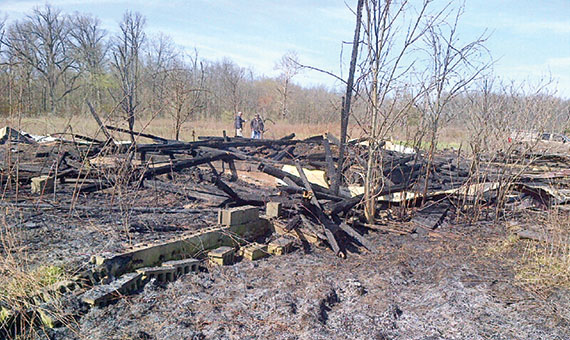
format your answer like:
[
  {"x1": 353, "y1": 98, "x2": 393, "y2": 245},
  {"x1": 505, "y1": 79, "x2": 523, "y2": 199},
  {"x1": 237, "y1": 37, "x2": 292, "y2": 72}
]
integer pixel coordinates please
[
  {"x1": 235, "y1": 115, "x2": 245, "y2": 129},
  {"x1": 251, "y1": 117, "x2": 264, "y2": 132}
]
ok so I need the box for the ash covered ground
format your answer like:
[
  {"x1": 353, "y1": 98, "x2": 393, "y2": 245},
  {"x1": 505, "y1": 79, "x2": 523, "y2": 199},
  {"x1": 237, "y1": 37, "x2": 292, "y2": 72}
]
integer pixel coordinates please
[{"x1": 43, "y1": 219, "x2": 569, "y2": 340}]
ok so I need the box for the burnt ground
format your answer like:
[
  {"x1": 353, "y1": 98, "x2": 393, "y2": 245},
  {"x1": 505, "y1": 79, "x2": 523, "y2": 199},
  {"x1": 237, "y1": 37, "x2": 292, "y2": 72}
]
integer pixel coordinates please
[
  {"x1": 1, "y1": 142, "x2": 568, "y2": 340},
  {"x1": 1, "y1": 168, "x2": 281, "y2": 272},
  {"x1": 38, "y1": 215, "x2": 569, "y2": 340}
]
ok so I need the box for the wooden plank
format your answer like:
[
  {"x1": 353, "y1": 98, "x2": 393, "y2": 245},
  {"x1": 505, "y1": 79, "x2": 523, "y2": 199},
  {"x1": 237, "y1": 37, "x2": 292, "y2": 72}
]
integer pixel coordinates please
[
  {"x1": 295, "y1": 161, "x2": 342, "y2": 256},
  {"x1": 105, "y1": 125, "x2": 170, "y2": 143},
  {"x1": 86, "y1": 101, "x2": 113, "y2": 142},
  {"x1": 323, "y1": 138, "x2": 337, "y2": 193},
  {"x1": 338, "y1": 222, "x2": 374, "y2": 251}
]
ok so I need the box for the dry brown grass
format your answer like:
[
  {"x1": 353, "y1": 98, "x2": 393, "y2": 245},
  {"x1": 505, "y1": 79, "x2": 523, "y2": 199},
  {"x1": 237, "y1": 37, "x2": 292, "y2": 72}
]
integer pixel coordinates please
[
  {"x1": 1, "y1": 115, "x2": 341, "y2": 141},
  {"x1": 515, "y1": 212, "x2": 570, "y2": 290},
  {"x1": 486, "y1": 212, "x2": 570, "y2": 293},
  {"x1": 2, "y1": 114, "x2": 471, "y2": 150}
]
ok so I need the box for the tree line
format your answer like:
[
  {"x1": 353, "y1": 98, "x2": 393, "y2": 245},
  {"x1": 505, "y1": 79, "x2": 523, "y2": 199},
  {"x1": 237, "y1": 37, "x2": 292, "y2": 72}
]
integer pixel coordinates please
[
  {"x1": 0, "y1": 3, "x2": 568, "y2": 144},
  {"x1": 0, "y1": 5, "x2": 339, "y2": 135}
]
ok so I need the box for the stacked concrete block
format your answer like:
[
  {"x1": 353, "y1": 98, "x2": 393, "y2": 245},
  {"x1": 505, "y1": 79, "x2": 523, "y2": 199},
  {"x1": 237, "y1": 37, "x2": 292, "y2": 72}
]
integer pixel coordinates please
[
  {"x1": 31, "y1": 175, "x2": 54, "y2": 194},
  {"x1": 136, "y1": 266, "x2": 176, "y2": 282},
  {"x1": 208, "y1": 246, "x2": 235, "y2": 265},
  {"x1": 80, "y1": 272, "x2": 142, "y2": 307},
  {"x1": 36, "y1": 280, "x2": 77, "y2": 303},
  {"x1": 242, "y1": 243, "x2": 268, "y2": 261},
  {"x1": 266, "y1": 202, "x2": 282, "y2": 218},
  {"x1": 218, "y1": 206, "x2": 259, "y2": 226},
  {"x1": 162, "y1": 258, "x2": 200, "y2": 277},
  {"x1": 268, "y1": 237, "x2": 294, "y2": 255}
]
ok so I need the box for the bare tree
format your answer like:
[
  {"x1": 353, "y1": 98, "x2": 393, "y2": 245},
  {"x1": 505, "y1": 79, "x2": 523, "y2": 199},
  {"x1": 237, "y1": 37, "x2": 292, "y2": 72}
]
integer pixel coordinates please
[
  {"x1": 111, "y1": 11, "x2": 146, "y2": 142},
  {"x1": 2, "y1": 5, "x2": 79, "y2": 114},
  {"x1": 168, "y1": 51, "x2": 206, "y2": 140},
  {"x1": 145, "y1": 33, "x2": 177, "y2": 114},
  {"x1": 414, "y1": 3, "x2": 489, "y2": 202},
  {"x1": 274, "y1": 51, "x2": 302, "y2": 118},
  {"x1": 69, "y1": 13, "x2": 108, "y2": 106},
  {"x1": 359, "y1": 0, "x2": 434, "y2": 223}
]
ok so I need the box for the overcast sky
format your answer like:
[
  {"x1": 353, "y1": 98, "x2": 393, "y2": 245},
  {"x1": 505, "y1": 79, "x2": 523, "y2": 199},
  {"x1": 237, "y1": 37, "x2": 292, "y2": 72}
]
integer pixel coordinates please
[{"x1": 1, "y1": 0, "x2": 569, "y2": 98}]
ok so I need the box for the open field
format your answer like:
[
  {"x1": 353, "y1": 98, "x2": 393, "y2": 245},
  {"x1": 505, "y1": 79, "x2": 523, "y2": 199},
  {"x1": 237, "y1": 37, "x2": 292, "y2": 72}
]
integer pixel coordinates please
[{"x1": 1, "y1": 115, "x2": 469, "y2": 151}]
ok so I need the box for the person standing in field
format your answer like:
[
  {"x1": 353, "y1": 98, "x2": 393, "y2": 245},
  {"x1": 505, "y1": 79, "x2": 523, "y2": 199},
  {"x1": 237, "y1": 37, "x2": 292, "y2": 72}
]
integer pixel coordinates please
[
  {"x1": 250, "y1": 114, "x2": 264, "y2": 139},
  {"x1": 234, "y1": 111, "x2": 246, "y2": 137}
]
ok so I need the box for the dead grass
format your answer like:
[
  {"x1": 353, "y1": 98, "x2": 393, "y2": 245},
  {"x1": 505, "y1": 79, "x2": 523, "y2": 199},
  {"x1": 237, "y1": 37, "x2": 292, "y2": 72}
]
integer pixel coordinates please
[
  {"x1": 485, "y1": 212, "x2": 570, "y2": 292},
  {"x1": 515, "y1": 213, "x2": 570, "y2": 290},
  {"x1": 1, "y1": 115, "x2": 341, "y2": 141},
  {"x1": 2, "y1": 114, "x2": 469, "y2": 146}
]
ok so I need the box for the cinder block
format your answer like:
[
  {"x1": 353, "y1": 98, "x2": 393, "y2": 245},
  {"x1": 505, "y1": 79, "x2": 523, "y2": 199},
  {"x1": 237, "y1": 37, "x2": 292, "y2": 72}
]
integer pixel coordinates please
[
  {"x1": 80, "y1": 272, "x2": 142, "y2": 307},
  {"x1": 218, "y1": 206, "x2": 259, "y2": 226},
  {"x1": 268, "y1": 237, "x2": 294, "y2": 255},
  {"x1": 242, "y1": 243, "x2": 268, "y2": 261},
  {"x1": 136, "y1": 266, "x2": 176, "y2": 282},
  {"x1": 162, "y1": 258, "x2": 200, "y2": 276},
  {"x1": 31, "y1": 175, "x2": 54, "y2": 194},
  {"x1": 208, "y1": 246, "x2": 235, "y2": 265},
  {"x1": 266, "y1": 202, "x2": 282, "y2": 218}
]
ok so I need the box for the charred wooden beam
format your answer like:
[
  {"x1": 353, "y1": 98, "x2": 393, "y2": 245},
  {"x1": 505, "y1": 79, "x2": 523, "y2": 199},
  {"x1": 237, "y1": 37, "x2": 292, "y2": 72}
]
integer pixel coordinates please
[
  {"x1": 142, "y1": 153, "x2": 234, "y2": 179},
  {"x1": 258, "y1": 162, "x2": 347, "y2": 199},
  {"x1": 323, "y1": 138, "x2": 338, "y2": 193},
  {"x1": 105, "y1": 125, "x2": 170, "y2": 144},
  {"x1": 280, "y1": 133, "x2": 296, "y2": 140},
  {"x1": 271, "y1": 145, "x2": 295, "y2": 161},
  {"x1": 86, "y1": 101, "x2": 114, "y2": 143},
  {"x1": 137, "y1": 137, "x2": 304, "y2": 154},
  {"x1": 296, "y1": 161, "x2": 343, "y2": 257},
  {"x1": 328, "y1": 182, "x2": 409, "y2": 215}
]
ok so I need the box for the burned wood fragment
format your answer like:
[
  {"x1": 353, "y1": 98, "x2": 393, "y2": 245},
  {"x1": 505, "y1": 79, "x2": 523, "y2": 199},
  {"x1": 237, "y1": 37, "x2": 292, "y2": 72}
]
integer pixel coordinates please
[
  {"x1": 284, "y1": 215, "x2": 301, "y2": 231},
  {"x1": 411, "y1": 201, "x2": 451, "y2": 230},
  {"x1": 105, "y1": 125, "x2": 170, "y2": 144},
  {"x1": 296, "y1": 161, "x2": 343, "y2": 256},
  {"x1": 271, "y1": 145, "x2": 295, "y2": 161},
  {"x1": 323, "y1": 138, "x2": 338, "y2": 193},
  {"x1": 328, "y1": 182, "x2": 409, "y2": 215},
  {"x1": 337, "y1": 222, "x2": 374, "y2": 251},
  {"x1": 86, "y1": 101, "x2": 114, "y2": 143},
  {"x1": 280, "y1": 133, "x2": 296, "y2": 140},
  {"x1": 227, "y1": 159, "x2": 238, "y2": 181}
]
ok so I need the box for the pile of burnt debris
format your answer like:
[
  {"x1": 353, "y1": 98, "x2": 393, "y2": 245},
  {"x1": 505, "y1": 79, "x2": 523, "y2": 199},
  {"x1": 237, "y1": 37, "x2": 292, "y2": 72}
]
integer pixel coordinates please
[
  {"x1": 1, "y1": 115, "x2": 569, "y2": 258},
  {"x1": 1, "y1": 109, "x2": 570, "y2": 337}
]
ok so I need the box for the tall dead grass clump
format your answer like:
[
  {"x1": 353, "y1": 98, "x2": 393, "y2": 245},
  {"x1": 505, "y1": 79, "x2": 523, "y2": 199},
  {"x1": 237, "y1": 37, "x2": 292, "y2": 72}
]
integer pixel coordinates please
[
  {"x1": 1, "y1": 218, "x2": 79, "y2": 338},
  {"x1": 516, "y1": 211, "x2": 570, "y2": 291}
]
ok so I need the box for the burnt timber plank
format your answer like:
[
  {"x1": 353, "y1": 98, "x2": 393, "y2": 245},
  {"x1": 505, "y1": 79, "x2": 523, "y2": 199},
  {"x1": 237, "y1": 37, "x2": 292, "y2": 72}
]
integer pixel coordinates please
[{"x1": 295, "y1": 161, "x2": 342, "y2": 256}]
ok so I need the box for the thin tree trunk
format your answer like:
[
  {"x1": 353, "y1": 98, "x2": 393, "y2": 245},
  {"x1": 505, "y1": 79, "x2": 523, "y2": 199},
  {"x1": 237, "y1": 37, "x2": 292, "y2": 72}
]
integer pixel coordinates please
[{"x1": 334, "y1": 0, "x2": 364, "y2": 195}]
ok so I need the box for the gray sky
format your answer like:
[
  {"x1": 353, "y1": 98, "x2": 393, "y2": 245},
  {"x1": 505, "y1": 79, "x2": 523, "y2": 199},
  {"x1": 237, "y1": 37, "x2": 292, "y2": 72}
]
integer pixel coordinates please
[{"x1": 1, "y1": 0, "x2": 569, "y2": 98}]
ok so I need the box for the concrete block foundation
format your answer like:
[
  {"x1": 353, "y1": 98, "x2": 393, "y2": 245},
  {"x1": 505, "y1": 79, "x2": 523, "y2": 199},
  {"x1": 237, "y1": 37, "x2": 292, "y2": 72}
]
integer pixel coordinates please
[
  {"x1": 266, "y1": 202, "x2": 282, "y2": 218},
  {"x1": 80, "y1": 272, "x2": 142, "y2": 307},
  {"x1": 268, "y1": 237, "x2": 294, "y2": 255},
  {"x1": 162, "y1": 258, "x2": 200, "y2": 276},
  {"x1": 242, "y1": 243, "x2": 268, "y2": 261},
  {"x1": 218, "y1": 206, "x2": 259, "y2": 226},
  {"x1": 208, "y1": 246, "x2": 235, "y2": 265},
  {"x1": 136, "y1": 266, "x2": 177, "y2": 282}
]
